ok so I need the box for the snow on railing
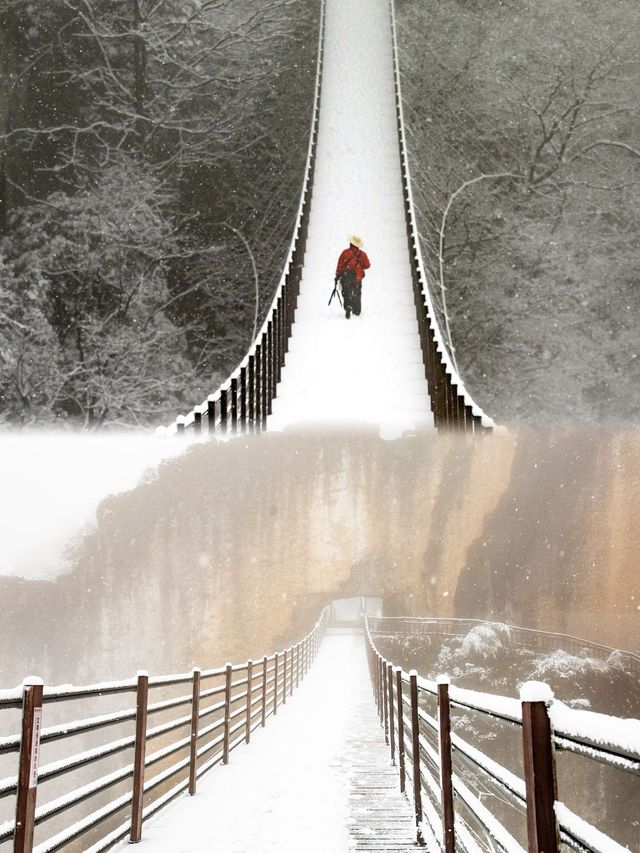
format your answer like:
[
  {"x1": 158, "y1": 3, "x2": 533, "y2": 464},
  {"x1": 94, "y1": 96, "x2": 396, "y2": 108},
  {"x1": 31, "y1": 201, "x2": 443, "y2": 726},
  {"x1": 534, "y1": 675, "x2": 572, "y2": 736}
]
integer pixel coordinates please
[
  {"x1": 159, "y1": 0, "x2": 327, "y2": 439},
  {"x1": 0, "y1": 610, "x2": 328, "y2": 852},
  {"x1": 389, "y1": 0, "x2": 495, "y2": 432},
  {"x1": 365, "y1": 616, "x2": 639, "y2": 853}
]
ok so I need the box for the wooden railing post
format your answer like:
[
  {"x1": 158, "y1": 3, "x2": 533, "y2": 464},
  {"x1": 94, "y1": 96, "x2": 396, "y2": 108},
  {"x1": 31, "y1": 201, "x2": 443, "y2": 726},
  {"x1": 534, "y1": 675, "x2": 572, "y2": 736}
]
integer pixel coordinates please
[
  {"x1": 240, "y1": 367, "x2": 247, "y2": 431},
  {"x1": 437, "y1": 677, "x2": 455, "y2": 853},
  {"x1": 387, "y1": 663, "x2": 396, "y2": 763},
  {"x1": 231, "y1": 377, "x2": 238, "y2": 432},
  {"x1": 207, "y1": 396, "x2": 216, "y2": 434},
  {"x1": 378, "y1": 657, "x2": 384, "y2": 725},
  {"x1": 220, "y1": 388, "x2": 228, "y2": 434},
  {"x1": 222, "y1": 664, "x2": 232, "y2": 764},
  {"x1": 193, "y1": 408, "x2": 202, "y2": 434},
  {"x1": 409, "y1": 671, "x2": 426, "y2": 846},
  {"x1": 396, "y1": 668, "x2": 406, "y2": 793},
  {"x1": 273, "y1": 653, "x2": 279, "y2": 716},
  {"x1": 521, "y1": 686, "x2": 559, "y2": 853},
  {"x1": 261, "y1": 656, "x2": 268, "y2": 727},
  {"x1": 130, "y1": 671, "x2": 149, "y2": 843},
  {"x1": 295, "y1": 643, "x2": 300, "y2": 689},
  {"x1": 245, "y1": 661, "x2": 253, "y2": 744},
  {"x1": 14, "y1": 677, "x2": 43, "y2": 853},
  {"x1": 290, "y1": 647, "x2": 294, "y2": 696},
  {"x1": 189, "y1": 668, "x2": 201, "y2": 795}
]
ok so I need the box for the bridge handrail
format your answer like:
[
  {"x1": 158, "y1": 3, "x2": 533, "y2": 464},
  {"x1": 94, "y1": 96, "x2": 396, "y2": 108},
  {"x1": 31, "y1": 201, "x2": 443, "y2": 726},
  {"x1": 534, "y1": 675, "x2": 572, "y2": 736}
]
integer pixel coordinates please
[
  {"x1": 161, "y1": 0, "x2": 327, "y2": 438},
  {"x1": 0, "y1": 609, "x2": 328, "y2": 851},
  {"x1": 367, "y1": 615, "x2": 640, "y2": 675},
  {"x1": 365, "y1": 617, "x2": 638, "y2": 853},
  {"x1": 389, "y1": 0, "x2": 495, "y2": 432}
]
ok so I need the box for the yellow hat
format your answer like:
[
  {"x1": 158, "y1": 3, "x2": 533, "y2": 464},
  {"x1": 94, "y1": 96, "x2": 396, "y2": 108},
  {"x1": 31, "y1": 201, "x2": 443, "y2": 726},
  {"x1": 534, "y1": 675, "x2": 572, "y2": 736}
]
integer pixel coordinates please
[{"x1": 349, "y1": 235, "x2": 363, "y2": 248}]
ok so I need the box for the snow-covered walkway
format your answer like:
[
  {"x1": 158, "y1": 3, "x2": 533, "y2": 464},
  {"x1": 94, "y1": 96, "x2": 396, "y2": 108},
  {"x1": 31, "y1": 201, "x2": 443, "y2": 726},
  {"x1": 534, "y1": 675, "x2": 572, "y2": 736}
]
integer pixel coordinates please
[
  {"x1": 268, "y1": 0, "x2": 432, "y2": 438},
  {"x1": 118, "y1": 632, "x2": 416, "y2": 852}
]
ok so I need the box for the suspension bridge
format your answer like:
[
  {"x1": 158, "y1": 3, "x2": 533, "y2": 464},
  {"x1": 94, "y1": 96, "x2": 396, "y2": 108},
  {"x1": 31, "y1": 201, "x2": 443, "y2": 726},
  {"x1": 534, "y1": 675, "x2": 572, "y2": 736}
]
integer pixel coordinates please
[
  {"x1": 163, "y1": 0, "x2": 495, "y2": 439},
  {"x1": 1, "y1": 0, "x2": 638, "y2": 851}
]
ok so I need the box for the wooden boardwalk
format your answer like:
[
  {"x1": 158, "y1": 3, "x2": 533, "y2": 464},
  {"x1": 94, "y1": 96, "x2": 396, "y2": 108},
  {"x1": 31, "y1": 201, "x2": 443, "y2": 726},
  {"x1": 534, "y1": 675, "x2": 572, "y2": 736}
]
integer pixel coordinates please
[{"x1": 113, "y1": 630, "x2": 418, "y2": 852}]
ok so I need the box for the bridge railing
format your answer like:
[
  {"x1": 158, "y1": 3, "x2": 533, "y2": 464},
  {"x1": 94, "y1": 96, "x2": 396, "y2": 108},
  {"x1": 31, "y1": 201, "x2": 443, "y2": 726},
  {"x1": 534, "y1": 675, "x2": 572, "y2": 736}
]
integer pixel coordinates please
[
  {"x1": 367, "y1": 616, "x2": 640, "y2": 678},
  {"x1": 389, "y1": 1, "x2": 495, "y2": 433},
  {"x1": 0, "y1": 611, "x2": 327, "y2": 852},
  {"x1": 365, "y1": 617, "x2": 639, "y2": 853},
  {"x1": 160, "y1": 0, "x2": 326, "y2": 439}
]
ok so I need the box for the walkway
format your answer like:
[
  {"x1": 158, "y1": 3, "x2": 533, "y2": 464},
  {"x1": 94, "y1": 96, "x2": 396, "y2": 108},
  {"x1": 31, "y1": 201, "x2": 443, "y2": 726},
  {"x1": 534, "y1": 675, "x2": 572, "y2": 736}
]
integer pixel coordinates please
[
  {"x1": 117, "y1": 632, "x2": 416, "y2": 852},
  {"x1": 268, "y1": 0, "x2": 432, "y2": 438}
]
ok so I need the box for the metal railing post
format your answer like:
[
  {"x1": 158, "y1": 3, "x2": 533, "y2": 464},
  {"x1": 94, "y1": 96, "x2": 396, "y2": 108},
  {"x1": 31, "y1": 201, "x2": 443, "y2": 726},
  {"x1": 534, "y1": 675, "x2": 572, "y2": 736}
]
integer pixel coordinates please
[
  {"x1": 130, "y1": 671, "x2": 149, "y2": 843},
  {"x1": 273, "y1": 653, "x2": 279, "y2": 716},
  {"x1": 14, "y1": 677, "x2": 43, "y2": 853},
  {"x1": 207, "y1": 396, "x2": 216, "y2": 434},
  {"x1": 387, "y1": 663, "x2": 396, "y2": 763},
  {"x1": 240, "y1": 367, "x2": 247, "y2": 431},
  {"x1": 261, "y1": 656, "x2": 268, "y2": 727},
  {"x1": 521, "y1": 688, "x2": 559, "y2": 853},
  {"x1": 437, "y1": 677, "x2": 455, "y2": 853},
  {"x1": 396, "y1": 668, "x2": 406, "y2": 793},
  {"x1": 245, "y1": 661, "x2": 253, "y2": 744},
  {"x1": 189, "y1": 668, "x2": 201, "y2": 795},
  {"x1": 222, "y1": 664, "x2": 232, "y2": 764},
  {"x1": 283, "y1": 649, "x2": 287, "y2": 706},
  {"x1": 295, "y1": 643, "x2": 300, "y2": 689},
  {"x1": 409, "y1": 671, "x2": 425, "y2": 846},
  {"x1": 383, "y1": 658, "x2": 389, "y2": 745},
  {"x1": 231, "y1": 377, "x2": 238, "y2": 432}
]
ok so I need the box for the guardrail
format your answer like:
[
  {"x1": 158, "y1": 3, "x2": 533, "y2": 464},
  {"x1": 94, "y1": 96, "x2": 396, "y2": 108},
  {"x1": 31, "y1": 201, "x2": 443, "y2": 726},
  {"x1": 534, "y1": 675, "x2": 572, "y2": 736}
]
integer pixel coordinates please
[
  {"x1": 365, "y1": 617, "x2": 639, "y2": 853},
  {"x1": 367, "y1": 616, "x2": 640, "y2": 678},
  {"x1": 0, "y1": 611, "x2": 327, "y2": 852},
  {"x1": 160, "y1": 0, "x2": 326, "y2": 438},
  {"x1": 389, "y1": 0, "x2": 494, "y2": 432}
]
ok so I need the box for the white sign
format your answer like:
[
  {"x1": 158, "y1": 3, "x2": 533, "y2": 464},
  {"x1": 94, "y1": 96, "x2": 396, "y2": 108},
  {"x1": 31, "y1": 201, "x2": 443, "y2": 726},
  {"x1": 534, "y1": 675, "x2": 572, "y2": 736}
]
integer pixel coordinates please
[{"x1": 29, "y1": 708, "x2": 43, "y2": 789}]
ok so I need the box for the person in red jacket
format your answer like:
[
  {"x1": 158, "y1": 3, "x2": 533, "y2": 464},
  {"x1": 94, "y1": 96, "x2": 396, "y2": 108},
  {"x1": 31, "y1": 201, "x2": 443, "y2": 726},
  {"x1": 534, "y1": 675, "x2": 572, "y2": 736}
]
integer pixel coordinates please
[{"x1": 335, "y1": 235, "x2": 371, "y2": 319}]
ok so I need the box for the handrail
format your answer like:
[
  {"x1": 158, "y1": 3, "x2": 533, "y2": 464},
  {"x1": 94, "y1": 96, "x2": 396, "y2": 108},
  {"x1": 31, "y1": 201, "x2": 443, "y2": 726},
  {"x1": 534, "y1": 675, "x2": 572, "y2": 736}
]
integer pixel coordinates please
[
  {"x1": 389, "y1": 0, "x2": 495, "y2": 432},
  {"x1": 160, "y1": 0, "x2": 327, "y2": 439},
  {"x1": 368, "y1": 615, "x2": 640, "y2": 676},
  {"x1": 0, "y1": 609, "x2": 328, "y2": 851},
  {"x1": 365, "y1": 616, "x2": 639, "y2": 853}
]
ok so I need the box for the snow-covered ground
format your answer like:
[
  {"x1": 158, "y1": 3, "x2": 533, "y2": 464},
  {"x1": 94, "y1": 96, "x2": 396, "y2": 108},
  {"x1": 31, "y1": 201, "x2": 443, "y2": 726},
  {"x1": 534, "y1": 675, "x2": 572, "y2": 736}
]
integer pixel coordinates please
[
  {"x1": 0, "y1": 433, "x2": 190, "y2": 579},
  {"x1": 268, "y1": 0, "x2": 432, "y2": 438},
  {"x1": 113, "y1": 633, "x2": 414, "y2": 852}
]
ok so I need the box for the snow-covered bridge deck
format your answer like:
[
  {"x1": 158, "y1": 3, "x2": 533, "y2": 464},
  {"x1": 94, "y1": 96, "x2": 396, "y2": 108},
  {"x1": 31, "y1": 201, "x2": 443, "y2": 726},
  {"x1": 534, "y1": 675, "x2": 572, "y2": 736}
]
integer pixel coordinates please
[
  {"x1": 268, "y1": 0, "x2": 432, "y2": 437},
  {"x1": 114, "y1": 632, "x2": 415, "y2": 853}
]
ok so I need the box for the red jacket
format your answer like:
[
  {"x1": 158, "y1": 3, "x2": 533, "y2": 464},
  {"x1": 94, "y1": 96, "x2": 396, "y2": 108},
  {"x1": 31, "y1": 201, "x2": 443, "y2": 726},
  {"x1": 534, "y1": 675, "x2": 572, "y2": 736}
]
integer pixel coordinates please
[{"x1": 336, "y1": 246, "x2": 371, "y2": 283}]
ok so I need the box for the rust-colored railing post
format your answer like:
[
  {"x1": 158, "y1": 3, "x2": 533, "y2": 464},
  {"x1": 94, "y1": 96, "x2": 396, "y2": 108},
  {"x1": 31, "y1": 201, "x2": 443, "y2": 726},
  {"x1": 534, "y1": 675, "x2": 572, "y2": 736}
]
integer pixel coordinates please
[
  {"x1": 130, "y1": 671, "x2": 149, "y2": 843},
  {"x1": 409, "y1": 671, "x2": 426, "y2": 846},
  {"x1": 387, "y1": 663, "x2": 396, "y2": 763},
  {"x1": 273, "y1": 653, "x2": 279, "y2": 716},
  {"x1": 437, "y1": 677, "x2": 455, "y2": 853},
  {"x1": 261, "y1": 656, "x2": 268, "y2": 727},
  {"x1": 290, "y1": 647, "x2": 294, "y2": 696},
  {"x1": 283, "y1": 649, "x2": 287, "y2": 706},
  {"x1": 245, "y1": 661, "x2": 253, "y2": 744},
  {"x1": 14, "y1": 677, "x2": 43, "y2": 853},
  {"x1": 396, "y1": 668, "x2": 406, "y2": 793},
  {"x1": 222, "y1": 664, "x2": 232, "y2": 764},
  {"x1": 521, "y1": 686, "x2": 559, "y2": 853},
  {"x1": 383, "y1": 658, "x2": 389, "y2": 745},
  {"x1": 189, "y1": 668, "x2": 201, "y2": 795}
]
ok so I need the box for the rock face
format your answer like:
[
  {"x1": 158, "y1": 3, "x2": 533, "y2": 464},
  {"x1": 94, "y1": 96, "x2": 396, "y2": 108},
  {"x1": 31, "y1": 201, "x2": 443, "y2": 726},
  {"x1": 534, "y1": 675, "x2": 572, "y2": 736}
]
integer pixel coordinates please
[{"x1": 1, "y1": 428, "x2": 638, "y2": 687}]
